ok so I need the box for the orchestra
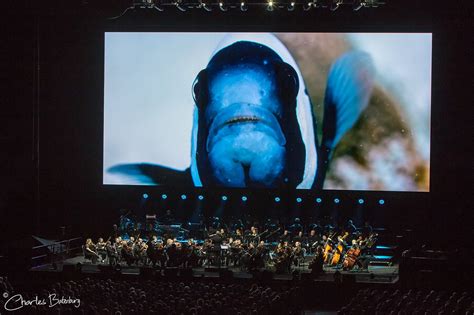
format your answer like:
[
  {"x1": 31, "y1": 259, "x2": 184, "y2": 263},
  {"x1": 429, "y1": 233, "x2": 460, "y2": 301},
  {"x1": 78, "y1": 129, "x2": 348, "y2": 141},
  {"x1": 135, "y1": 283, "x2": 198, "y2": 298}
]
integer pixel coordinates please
[{"x1": 83, "y1": 215, "x2": 377, "y2": 274}]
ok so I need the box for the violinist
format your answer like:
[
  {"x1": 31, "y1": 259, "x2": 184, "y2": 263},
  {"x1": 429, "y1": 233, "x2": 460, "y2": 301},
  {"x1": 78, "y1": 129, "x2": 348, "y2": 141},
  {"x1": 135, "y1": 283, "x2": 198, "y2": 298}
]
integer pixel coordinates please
[
  {"x1": 307, "y1": 230, "x2": 319, "y2": 254},
  {"x1": 84, "y1": 238, "x2": 100, "y2": 264},
  {"x1": 106, "y1": 240, "x2": 119, "y2": 267},
  {"x1": 279, "y1": 230, "x2": 291, "y2": 243},
  {"x1": 96, "y1": 237, "x2": 107, "y2": 263},
  {"x1": 293, "y1": 230, "x2": 305, "y2": 244}
]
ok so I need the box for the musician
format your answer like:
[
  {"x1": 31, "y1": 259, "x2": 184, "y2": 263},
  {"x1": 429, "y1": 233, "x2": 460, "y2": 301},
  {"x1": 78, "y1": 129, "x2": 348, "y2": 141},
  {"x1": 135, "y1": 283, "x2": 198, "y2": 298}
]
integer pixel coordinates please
[
  {"x1": 165, "y1": 240, "x2": 179, "y2": 267},
  {"x1": 264, "y1": 219, "x2": 277, "y2": 231},
  {"x1": 232, "y1": 219, "x2": 245, "y2": 231},
  {"x1": 121, "y1": 240, "x2": 135, "y2": 266},
  {"x1": 84, "y1": 238, "x2": 100, "y2": 264},
  {"x1": 146, "y1": 236, "x2": 157, "y2": 266},
  {"x1": 308, "y1": 221, "x2": 323, "y2": 235},
  {"x1": 161, "y1": 209, "x2": 175, "y2": 225},
  {"x1": 184, "y1": 239, "x2": 198, "y2": 268},
  {"x1": 289, "y1": 217, "x2": 303, "y2": 234},
  {"x1": 211, "y1": 217, "x2": 222, "y2": 230},
  {"x1": 96, "y1": 237, "x2": 107, "y2": 263},
  {"x1": 219, "y1": 228, "x2": 227, "y2": 239},
  {"x1": 279, "y1": 230, "x2": 291, "y2": 243},
  {"x1": 307, "y1": 229, "x2": 318, "y2": 245},
  {"x1": 229, "y1": 238, "x2": 243, "y2": 266},
  {"x1": 362, "y1": 221, "x2": 373, "y2": 237},
  {"x1": 293, "y1": 230, "x2": 305, "y2": 244},
  {"x1": 114, "y1": 237, "x2": 123, "y2": 261},
  {"x1": 155, "y1": 240, "x2": 167, "y2": 268},
  {"x1": 293, "y1": 241, "x2": 305, "y2": 266},
  {"x1": 309, "y1": 245, "x2": 324, "y2": 275},
  {"x1": 234, "y1": 228, "x2": 244, "y2": 241},
  {"x1": 106, "y1": 240, "x2": 119, "y2": 267},
  {"x1": 246, "y1": 226, "x2": 259, "y2": 245},
  {"x1": 345, "y1": 219, "x2": 357, "y2": 235}
]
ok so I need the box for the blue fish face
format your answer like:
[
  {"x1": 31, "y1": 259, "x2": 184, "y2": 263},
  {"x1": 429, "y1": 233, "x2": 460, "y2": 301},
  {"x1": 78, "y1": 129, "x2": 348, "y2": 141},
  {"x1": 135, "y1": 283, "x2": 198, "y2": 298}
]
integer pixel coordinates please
[
  {"x1": 193, "y1": 41, "x2": 304, "y2": 188},
  {"x1": 205, "y1": 66, "x2": 287, "y2": 187}
]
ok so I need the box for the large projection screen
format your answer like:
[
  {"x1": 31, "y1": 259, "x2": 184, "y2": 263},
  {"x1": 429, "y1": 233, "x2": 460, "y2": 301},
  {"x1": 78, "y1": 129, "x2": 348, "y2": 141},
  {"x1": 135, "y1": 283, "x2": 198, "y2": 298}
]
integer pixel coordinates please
[{"x1": 103, "y1": 32, "x2": 431, "y2": 191}]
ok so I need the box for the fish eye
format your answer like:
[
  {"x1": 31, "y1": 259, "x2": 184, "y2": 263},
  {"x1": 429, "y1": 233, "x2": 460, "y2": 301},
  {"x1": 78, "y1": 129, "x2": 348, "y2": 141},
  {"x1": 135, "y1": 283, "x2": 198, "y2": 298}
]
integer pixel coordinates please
[{"x1": 192, "y1": 69, "x2": 208, "y2": 109}]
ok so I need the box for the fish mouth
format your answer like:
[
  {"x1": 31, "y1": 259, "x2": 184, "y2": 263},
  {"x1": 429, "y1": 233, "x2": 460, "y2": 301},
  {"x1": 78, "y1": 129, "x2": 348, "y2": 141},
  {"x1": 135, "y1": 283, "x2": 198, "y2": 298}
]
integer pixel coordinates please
[
  {"x1": 206, "y1": 103, "x2": 286, "y2": 153},
  {"x1": 223, "y1": 115, "x2": 261, "y2": 126}
]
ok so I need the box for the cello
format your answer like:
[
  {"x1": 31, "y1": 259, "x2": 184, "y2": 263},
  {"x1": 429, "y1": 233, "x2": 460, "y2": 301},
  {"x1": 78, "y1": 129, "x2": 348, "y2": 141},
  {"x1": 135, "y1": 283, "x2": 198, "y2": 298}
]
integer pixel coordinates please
[{"x1": 343, "y1": 240, "x2": 362, "y2": 270}]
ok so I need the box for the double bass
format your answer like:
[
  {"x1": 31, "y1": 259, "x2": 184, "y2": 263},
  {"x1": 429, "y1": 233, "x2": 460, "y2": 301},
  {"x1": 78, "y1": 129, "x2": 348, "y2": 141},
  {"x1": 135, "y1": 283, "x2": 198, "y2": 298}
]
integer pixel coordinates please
[
  {"x1": 323, "y1": 232, "x2": 336, "y2": 264},
  {"x1": 330, "y1": 232, "x2": 349, "y2": 266}
]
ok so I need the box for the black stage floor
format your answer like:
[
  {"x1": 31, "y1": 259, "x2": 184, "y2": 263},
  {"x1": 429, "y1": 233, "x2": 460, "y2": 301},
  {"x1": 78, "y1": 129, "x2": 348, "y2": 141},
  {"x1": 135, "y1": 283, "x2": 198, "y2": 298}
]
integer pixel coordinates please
[{"x1": 31, "y1": 255, "x2": 399, "y2": 284}]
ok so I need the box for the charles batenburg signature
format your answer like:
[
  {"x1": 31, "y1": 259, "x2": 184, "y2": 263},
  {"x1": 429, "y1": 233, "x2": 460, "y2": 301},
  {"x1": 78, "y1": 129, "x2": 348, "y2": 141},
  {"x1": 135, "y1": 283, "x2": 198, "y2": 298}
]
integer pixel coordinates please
[{"x1": 2, "y1": 292, "x2": 80, "y2": 312}]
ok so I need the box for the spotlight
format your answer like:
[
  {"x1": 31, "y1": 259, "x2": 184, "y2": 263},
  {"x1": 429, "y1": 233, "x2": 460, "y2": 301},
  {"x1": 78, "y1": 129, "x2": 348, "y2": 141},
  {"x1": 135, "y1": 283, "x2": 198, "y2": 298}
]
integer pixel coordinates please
[
  {"x1": 266, "y1": 0, "x2": 274, "y2": 11},
  {"x1": 330, "y1": 0, "x2": 341, "y2": 11},
  {"x1": 296, "y1": 197, "x2": 302, "y2": 203},
  {"x1": 352, "y1": 0, "x2": 363, "y2": 10},
  {"x1": 174, "y1": 0, "x2": 187, "y2": 11},
  {"x1": 313, "y1": 0, "x2": 321, "y2": 8},
  {"x1": 358, "y1": 198, "x2": 364, "y2": 204},
  {"x1": 303, "y1": 1, "x2": 312, "y2": 10},
  {"x1": 378, "y1": 199, "x2": 385, "y2": 205},
  {"x1": 200, "y1": 0, "x2": 212, "y2": 11},
  {"x1": 274, "y1": 197, "x2": 281, "y2": 202},
  {"x1": 287, "y1": 1, "x2": 295, "y2": 11},
  {"x1": 161, "y1": 194, "x2": 167, "y2": 200},
  {"x1": 221, "y1": 195, "x2": 228, "y2": 201},
  {"x1": 334, "y1": 198, "x2": 340, "y2": 204},
  {"x1": 242, "y1": 196, "x2": 248, "y2": 202},
  {"x1": 364, "y1": 0, "x2": 383, "y2": 8},
  {"x1": 150, "y1": 0, "x2": 164, "y2": 11},
  {"x1": 240, "y1": 1, "x2": 248, "y2": 11},
  {"x1": 316, "y1": 197, "x2": 322, "y2": 203},
  {"x1": 198, "y1": 195, "x2": 204, "y2": 200},
  {"x1": 181, "y1": 194, "x2": 187, "y2": 200},
  {"x1": 142, "y1": 193, "x2": 149, "y2": 199},
  {"x1": 219, "y1": 1, "x2": 228, "y2": 11}
]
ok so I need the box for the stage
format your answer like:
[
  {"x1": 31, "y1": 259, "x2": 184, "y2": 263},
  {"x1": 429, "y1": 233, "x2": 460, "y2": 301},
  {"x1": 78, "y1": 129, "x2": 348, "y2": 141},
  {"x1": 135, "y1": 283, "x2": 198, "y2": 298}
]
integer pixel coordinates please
[{"x1": 31, "y1": 255, "x2": 399, "y2": 285}]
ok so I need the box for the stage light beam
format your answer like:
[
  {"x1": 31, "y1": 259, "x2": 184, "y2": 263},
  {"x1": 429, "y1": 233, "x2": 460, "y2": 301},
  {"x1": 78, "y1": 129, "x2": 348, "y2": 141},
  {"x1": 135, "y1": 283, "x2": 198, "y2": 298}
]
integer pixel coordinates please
[
  {"x1": 287, "y1": 1, "x2": 295, "y2": 10},
  {"x1": 267, "y1": 0, "x2": 274, "y2": 11}
]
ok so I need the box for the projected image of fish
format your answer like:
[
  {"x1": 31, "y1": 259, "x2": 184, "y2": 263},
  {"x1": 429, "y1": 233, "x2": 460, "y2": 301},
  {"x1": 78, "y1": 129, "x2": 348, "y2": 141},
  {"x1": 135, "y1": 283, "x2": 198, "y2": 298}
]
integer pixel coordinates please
[{"x1": 108, "y1": 33, "x2": 377, "y2": 189}]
